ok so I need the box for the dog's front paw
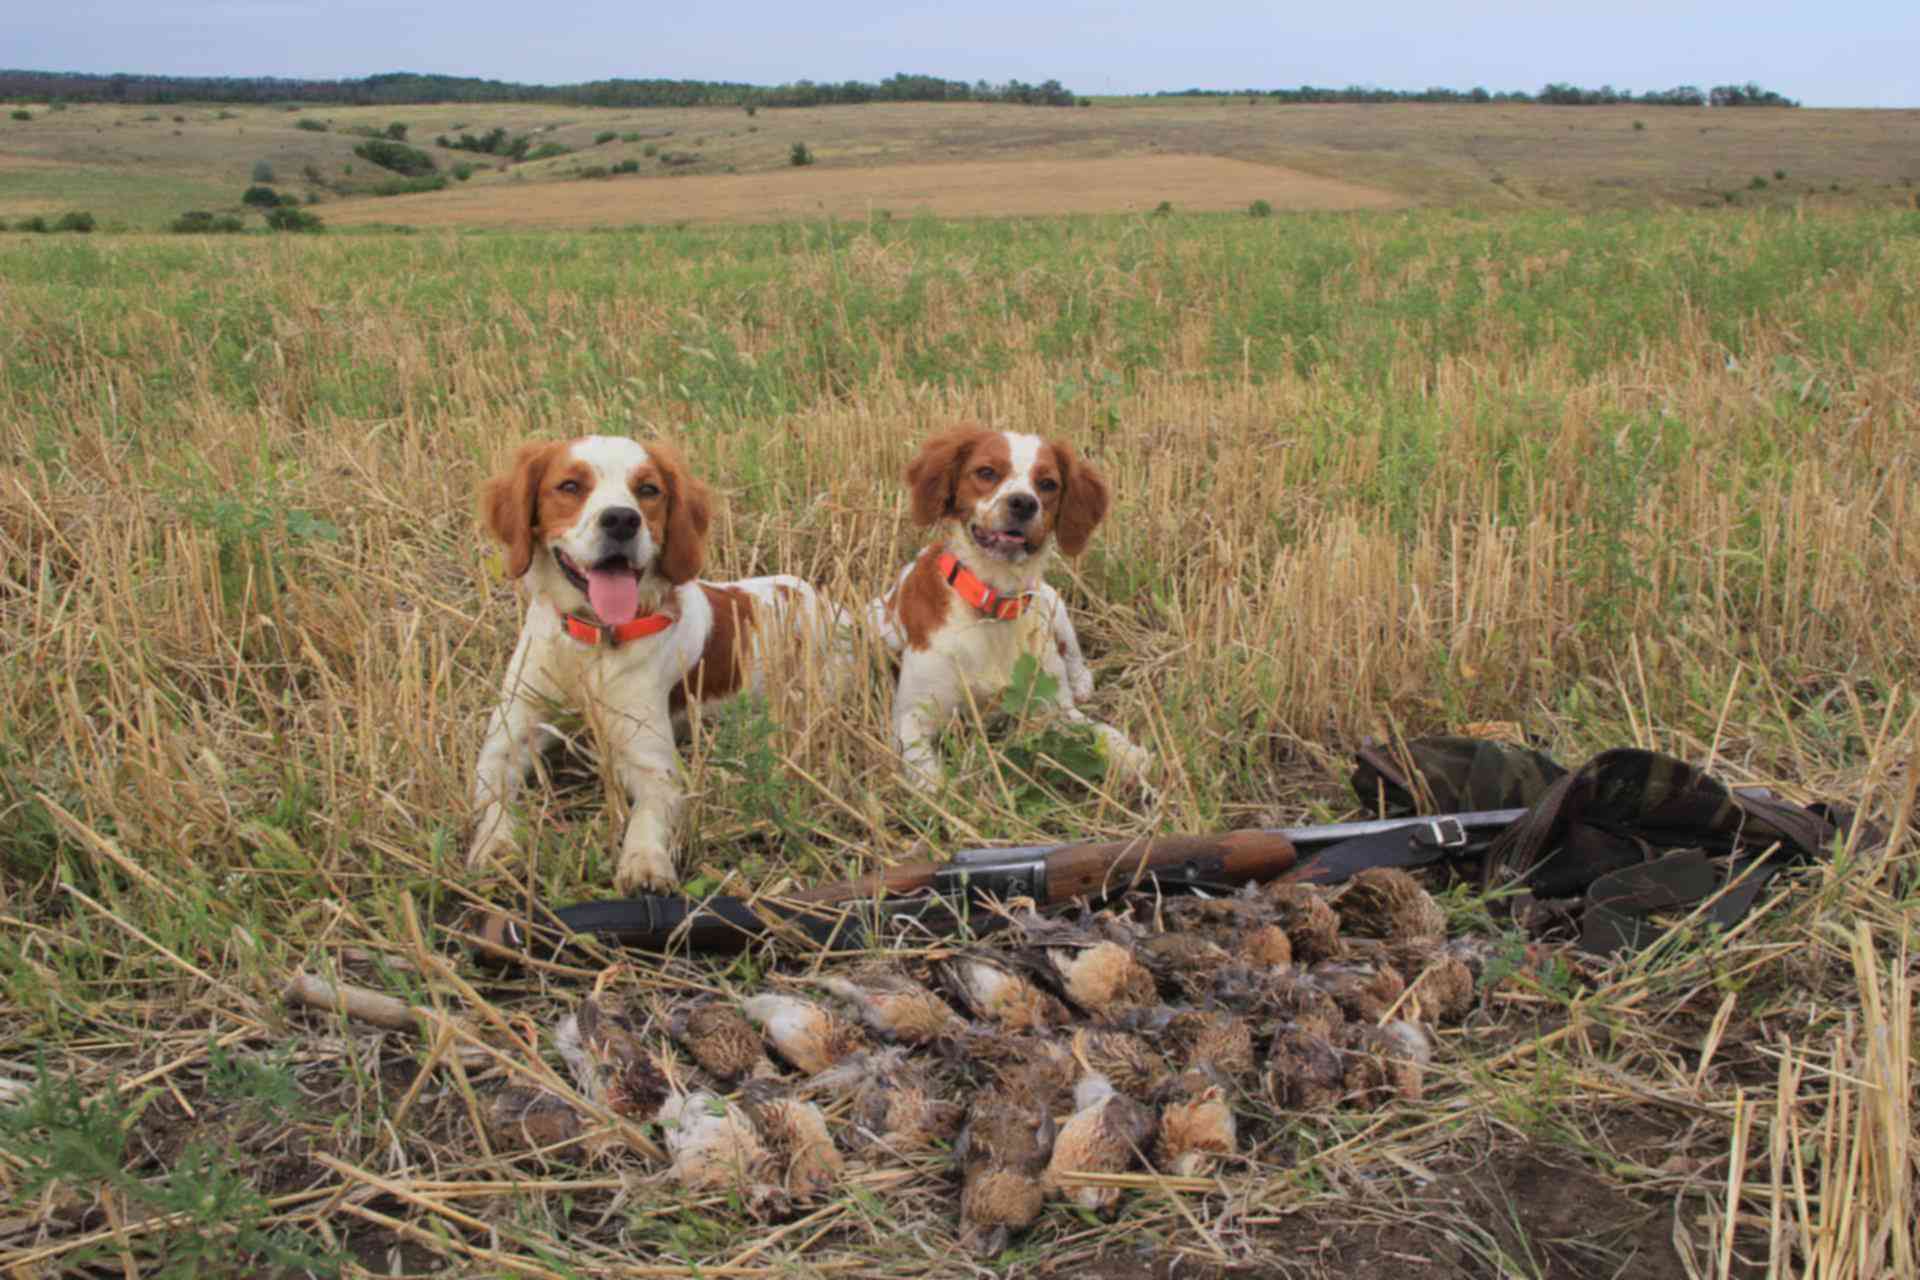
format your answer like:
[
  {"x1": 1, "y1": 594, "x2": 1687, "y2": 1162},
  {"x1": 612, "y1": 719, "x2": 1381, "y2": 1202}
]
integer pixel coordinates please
[
  {"x1": 466, "y1": 825, "x2": 516, "y2": 873},
  {"x1": 615, "y1": 843, "x2": 678, "y2": 895},
  {"x1": 1097, "y1": 733, "x2": 1156, "y2": 795}
]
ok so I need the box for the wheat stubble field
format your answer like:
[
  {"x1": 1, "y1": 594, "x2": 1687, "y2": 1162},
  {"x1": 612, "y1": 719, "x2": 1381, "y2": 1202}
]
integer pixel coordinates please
[{"x1": 1, "y1": 206, "x2": 1917, "y2": 1276}]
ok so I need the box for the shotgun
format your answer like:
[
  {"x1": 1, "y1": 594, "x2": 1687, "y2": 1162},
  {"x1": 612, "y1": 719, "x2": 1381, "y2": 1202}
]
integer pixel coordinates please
[{"x1": 469, "y1": 808, "x2": 1528, "y2": 969}]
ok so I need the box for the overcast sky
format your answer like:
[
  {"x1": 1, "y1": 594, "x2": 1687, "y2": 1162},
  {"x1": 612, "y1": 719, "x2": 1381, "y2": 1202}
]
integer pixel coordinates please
[{"x1": 12, "y1": 1, "x2": 1917, "y2": 108}]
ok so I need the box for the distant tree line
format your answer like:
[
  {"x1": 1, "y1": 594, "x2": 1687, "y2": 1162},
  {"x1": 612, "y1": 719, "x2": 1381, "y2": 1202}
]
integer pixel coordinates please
[
  {"x1": 0, "y1": 68, "x2": 1080, "y2": 108},
  {"x1": 1159, "y1": 81, "x2": 1799, "y2": 107}
]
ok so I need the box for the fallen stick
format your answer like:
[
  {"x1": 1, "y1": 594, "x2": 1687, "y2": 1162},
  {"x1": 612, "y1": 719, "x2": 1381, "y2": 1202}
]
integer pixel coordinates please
[{"x1": 282, "y1": 973, "x2": 429, "y2": 1032}]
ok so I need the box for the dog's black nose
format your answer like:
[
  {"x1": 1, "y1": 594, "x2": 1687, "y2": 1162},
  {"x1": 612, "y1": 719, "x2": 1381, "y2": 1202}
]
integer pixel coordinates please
[
  {"x1": 598, "y1": 507, "x2": 643, "y2": 541},
  {"x1": 1007, "y1": 493, "x2": 1039, "y2": 521}
]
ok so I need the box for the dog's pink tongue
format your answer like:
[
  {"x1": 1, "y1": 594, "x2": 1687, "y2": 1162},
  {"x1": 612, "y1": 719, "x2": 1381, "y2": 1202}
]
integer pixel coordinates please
[{"x1": 585, "y1": 570, "x2": 641, "y2": 626}]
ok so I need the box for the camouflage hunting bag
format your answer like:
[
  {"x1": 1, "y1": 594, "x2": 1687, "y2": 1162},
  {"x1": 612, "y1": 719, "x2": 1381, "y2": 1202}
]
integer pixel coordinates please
[{"x1": 1351, "y1": 736, "x2": 1884, "y2": 954}]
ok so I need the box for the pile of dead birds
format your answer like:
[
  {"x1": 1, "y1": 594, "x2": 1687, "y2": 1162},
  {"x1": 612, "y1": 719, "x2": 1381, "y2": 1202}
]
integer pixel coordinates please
[{"x1": 485, "y1": 868, "x2": 1510, "y2": 1255}]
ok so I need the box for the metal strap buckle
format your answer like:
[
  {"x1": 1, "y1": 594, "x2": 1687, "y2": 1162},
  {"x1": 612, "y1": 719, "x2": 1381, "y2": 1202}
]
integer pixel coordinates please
[{"x1": 1412, "y1": 817, "x2": 1468, "y2": 851}]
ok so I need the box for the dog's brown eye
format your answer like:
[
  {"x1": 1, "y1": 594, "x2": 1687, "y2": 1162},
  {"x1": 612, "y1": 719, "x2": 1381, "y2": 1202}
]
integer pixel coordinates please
[
  {"x1": 635, "y1": 483, "x2": 661, "y2": 499},
  {"x1": 557, "y1": 479, "x2": 582, "y2": 495},
  {"x1": 1036, "y1": 478, "x2": 1059, "y2": 493},
  {"x1": 974, "y1": 467, "x2": 997, "y2": 482}
]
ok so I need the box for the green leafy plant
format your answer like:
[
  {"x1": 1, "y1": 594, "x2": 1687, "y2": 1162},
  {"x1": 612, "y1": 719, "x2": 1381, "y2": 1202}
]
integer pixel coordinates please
[
  {"x1": 0, "y1": 1068, "x2": 336, "y2": 1276},
  {"x1": 789, "y1": 141, "x2": 814, "y2": 167},
  {"x1": 951, "y1": 655, "x2": 1107, "y2": 815},
  {"x1": 1248, "y1": 198, "x2": 1273, "y2": 217},
  {"x1": 264, "y1": 206, "x2": 324, "y2": 232},
  {"x1": 352, "y1": 138, "x2": 436, "y2": 176},
  {"x1": 170, "y1": 210, "x2": 245, "y2": 233}
]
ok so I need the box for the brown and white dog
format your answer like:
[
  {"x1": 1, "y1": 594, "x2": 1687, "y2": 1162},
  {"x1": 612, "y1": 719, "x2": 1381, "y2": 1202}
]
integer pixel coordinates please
[
  {"x1": 869, "y1": 426, "x2": 1151, "y2": 791},
  {"x1": 469, "y1": 435, "x2": 841, "y2": 892}
]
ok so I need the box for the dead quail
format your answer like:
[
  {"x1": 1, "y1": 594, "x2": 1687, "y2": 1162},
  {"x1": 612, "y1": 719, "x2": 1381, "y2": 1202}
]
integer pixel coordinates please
[
  {"x1": 940, "y1": 953, "x2": 1070, "y2": 1032},
  {"x1": 1334, "y1": 867, "x2": 1448, "y2": 943},
  {"x1": 1166, "y1": 1009, "x2": 1256, "y2": 1081},
  {"x1": 667, "y1": 1000, "x2": 771, "y2": 1084},
  {"x1": 969, "y1": 1031, "x2": 1079, "y2": 1117},
  {"x1": 1247, "y1": 967, "x2": 1345, "y2": 1036},
  {"x1": 811, "y1": 967, "x2": 968, "y2": 1045},
  {"x1": 1309, "y1": 960, "x2": 1408, "y2": 1024},
  {"x1": 1261, "y1": 883, "x2": 1342, "y2": 962},
  {"x1": 1070, "y1": 1026, "x2": 1173, "y2": 1100},
  {"x1": 739, "y1": 993, "x2": 871, "y2": 1075},
  {"x1": 740, "y1": 1081, "x2": 844, "y2": 1202},
  {"x1": 1135, "y1": 930, "x2": 1234, "y2": 987},
  {"x1": 1236, "y1": 922, "x2": 1293, "y2": 969},
  {"x1": 813, "y1": 1048, "x2": 964, "y2": 1153},
  {"x1": 1047, "y1": 940, "x2": 1159, "y2": 1017},
  {"x1": 1265, "y1": 1025, "x2": 1345, "y2": 1112},
  {"x1": 1044, "y1": 1074, "x2": 1155, "y2": 1216},
  {"x1": 483, "y1": 1086, "x2": 583, "y2": 1155},
  {"x1": 554, "y1": 998, "x2": 668, "y2": 1124},
  {"x1": 1154, "y1": 1077, "x2": 1237, "y2": 1177},
  {"x1": 956, "y1": 1094, "x2": 1056, "y2": 1256},
  {"x1": 1340, "y1": 1020, "x2": 1434, "y2": 1105},
  {"x1": 1399, "y1": 951, "x2": 1475, "y2": 1025},
  {"x1": 657, "y1": 1088, "x2": 779, "y2": 1206}
]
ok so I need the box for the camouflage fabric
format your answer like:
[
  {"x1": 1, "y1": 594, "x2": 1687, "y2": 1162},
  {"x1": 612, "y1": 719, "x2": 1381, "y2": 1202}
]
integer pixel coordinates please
[
  {"x1": 1350, "y1": 735, "x2": 1565, "y2": 817},
  {"x1": 1350, "y1": 737, "x2": 1886, "y2": 954},
  {"x1": 1480, "y1": 748, "x2": 1860, "y2": 899}
]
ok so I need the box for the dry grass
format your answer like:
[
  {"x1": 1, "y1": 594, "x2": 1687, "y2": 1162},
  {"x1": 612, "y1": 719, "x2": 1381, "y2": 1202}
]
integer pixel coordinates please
[
  {"x1": 0, "y1": 207, "x2": 1916, "y2": 1275},
  {"x1": 2, "y1": 99, "x2": 1918, "y2": 230}
]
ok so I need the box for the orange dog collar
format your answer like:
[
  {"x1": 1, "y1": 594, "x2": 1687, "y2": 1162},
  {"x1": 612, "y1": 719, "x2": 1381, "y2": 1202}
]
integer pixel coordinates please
[
  {"x1": 562, "y1": 611, "x2": 675, "y2": 647},
  {"x1": 937, "y1": 553, "x2": 1032, "y2": 621}
]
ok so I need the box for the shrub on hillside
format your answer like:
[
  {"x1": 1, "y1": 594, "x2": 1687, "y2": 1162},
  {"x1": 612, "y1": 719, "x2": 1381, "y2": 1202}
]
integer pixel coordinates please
[
  {"x1": 613, "y1": 158, "x2": 639, "y2": 174},
  {"x1": 252, "y1": 160, "x2": 275, "y2": 183},
  {"x1": 295, "y1": 118, "x2": 328, "y2": 132},
  {"x1": 265, "y1": 206, "x2": 324, "y2": 232},
  {"x1": 1249, "y1": 199, "x2": 1273, "y2": 217},
  {"x1": 451, "y1": 162, "x2": 474, "y2": 181},
  {"x1": 385, "y1": 122, "x2": 408, "y2": 140},
  {"x1": 171, "y1": 210, "x2": 244, "y2": 233},
  {"x1": 10, "y1": 110, "x2": 30, "y2": 121},
  {"x1": 370, "y1": 174, "x2": 448, "y2": 196},
  {"x1": 577, "y1": 165, "x2": 610, "y2": 180},
  {"x1": 17, "y1": 215, "x2": 50, "y2": 232},
  {"x1": 242, "y1": 185, "x2": 284, "y2": 208},
  {"x1": 352, "y1": 138, "x2": 436, "y2": 176},
  {"x1": 595, "y1": 130, "x2": 617, "y2": 145},
  {"x1": 527, "y1": 142, "x2": 570, "y2": 161},
  {"x1": 54, "y1": 211, "x2": 95, "y2": 233},
  {"x1": 789, "y1": 141, "x2": 814, "y2": 166}
]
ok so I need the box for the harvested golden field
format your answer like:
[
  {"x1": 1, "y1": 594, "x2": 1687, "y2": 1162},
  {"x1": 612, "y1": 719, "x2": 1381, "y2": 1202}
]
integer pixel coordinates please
[
  {"x1": 322, "y1": 153, "x2": 1400, "y2": 228},
  {"x1": 1, "y1": 210, "x2": 1916, "y2": 1275}
]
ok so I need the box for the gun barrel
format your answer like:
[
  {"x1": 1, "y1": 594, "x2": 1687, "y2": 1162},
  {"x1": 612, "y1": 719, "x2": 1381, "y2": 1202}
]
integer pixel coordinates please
[{"x1": 947, "y1": 809, "x2": 1529, "y2": 870}]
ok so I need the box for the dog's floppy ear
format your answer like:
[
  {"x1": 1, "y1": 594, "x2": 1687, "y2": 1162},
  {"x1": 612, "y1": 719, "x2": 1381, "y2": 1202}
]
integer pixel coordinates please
[
  {"x1": 904, "y1": 427, "x2": 986, "y2": 527},
  {"x1": 649, "y1": 439, "x2": 712, "y2": 585},
  {"x1": 1051, "y1": 440, "x2": 1110, "y2": 557},
  {"x1": 482, "y1": 441, "x2": 563, "y2": 579}
]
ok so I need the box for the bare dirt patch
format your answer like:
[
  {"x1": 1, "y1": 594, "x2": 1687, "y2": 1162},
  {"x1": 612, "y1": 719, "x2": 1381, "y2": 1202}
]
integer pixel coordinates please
[{"x1": 321, "y1": 153, "x2": 1400, "y2": 228}]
